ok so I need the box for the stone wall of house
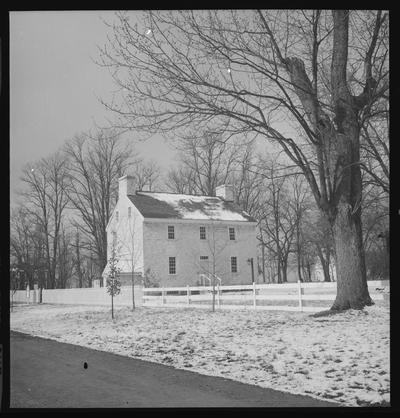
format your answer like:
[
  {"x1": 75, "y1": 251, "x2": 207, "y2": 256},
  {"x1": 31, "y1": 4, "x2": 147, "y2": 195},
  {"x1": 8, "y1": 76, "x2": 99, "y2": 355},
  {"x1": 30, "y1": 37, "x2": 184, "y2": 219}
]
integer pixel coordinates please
[
  {"x1": 142, "y1": 220, "x2": 258, "y2": 287},
  {"x1": 106, "y1": 194, "x2": 144, "y2": 276}
]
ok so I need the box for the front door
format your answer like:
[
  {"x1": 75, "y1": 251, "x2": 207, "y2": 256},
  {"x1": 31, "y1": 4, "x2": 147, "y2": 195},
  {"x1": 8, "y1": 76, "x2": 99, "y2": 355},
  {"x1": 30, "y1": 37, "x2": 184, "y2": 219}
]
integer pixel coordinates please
[{"x1": 199, "y1": 256, "x2": 209, "y2": 284}]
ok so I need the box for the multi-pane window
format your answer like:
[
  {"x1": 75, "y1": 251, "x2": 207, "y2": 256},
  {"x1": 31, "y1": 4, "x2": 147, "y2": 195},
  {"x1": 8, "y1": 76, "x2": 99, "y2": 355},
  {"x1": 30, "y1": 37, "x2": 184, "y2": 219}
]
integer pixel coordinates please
[
  {"x1": 200, "y1": 255, "x2": 209, "y2": 261},
  {"x1": 169, "y1": 257, "x2": 176, "y2": 275},
  {"x1": 168, "y1": 225, "x2": 175, "y2": 239},
  {"x1": 229, "y1": 227, "x2": 236, "y2": 240},
  {"x1": 200, "y1": 226, "x2": 206, "y2": 240},
  {"x1": 128, "y1": 207, "x2": 132, "y2": 218},
  {"x1": 231, "y1": 256, "x2": 238, "y2": 273},
  {"x1": 116, "y1": 211, "x2": 119, "y2": 222}
]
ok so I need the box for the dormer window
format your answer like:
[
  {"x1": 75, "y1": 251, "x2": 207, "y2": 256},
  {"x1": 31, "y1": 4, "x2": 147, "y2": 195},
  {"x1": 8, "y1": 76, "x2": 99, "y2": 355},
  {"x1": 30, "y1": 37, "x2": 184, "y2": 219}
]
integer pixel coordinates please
[
  {"x1": 229, "y1": 227, "x2": 235, "y2": 240},
  {"x1": 168, "y1": 225, "x2": 175, "y2": 239}
]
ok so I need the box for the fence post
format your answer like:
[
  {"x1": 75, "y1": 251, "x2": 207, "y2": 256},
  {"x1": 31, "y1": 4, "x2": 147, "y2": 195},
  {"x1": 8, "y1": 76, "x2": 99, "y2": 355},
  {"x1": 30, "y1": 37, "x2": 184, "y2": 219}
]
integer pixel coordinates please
[
  {"x1": 253, "y1": 282, "x2": 257, "y2": 309},
  {"x1": 217, "y1": 282, "x2": 220, "y2": 309},
  {"x1": 187, "y1": 285, "x2": 190, "y2": 307},
  {"x1": 298, "y1": 280, "x2": 303, "y2": 312}
]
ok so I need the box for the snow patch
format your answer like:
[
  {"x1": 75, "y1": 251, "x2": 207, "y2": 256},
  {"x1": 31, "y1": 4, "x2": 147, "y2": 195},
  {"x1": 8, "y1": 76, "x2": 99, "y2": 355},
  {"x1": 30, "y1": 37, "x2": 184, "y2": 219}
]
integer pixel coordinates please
[
  {"x1": 139, "y1": 192, "x2": 251, "y2": 221},
  {"x1": 11, "y1": 303, "x2": 390, "y2": 407}
]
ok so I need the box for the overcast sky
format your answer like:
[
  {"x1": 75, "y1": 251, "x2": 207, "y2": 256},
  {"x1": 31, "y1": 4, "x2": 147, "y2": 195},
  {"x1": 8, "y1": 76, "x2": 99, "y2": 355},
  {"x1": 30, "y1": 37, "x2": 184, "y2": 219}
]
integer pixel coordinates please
[{"x1": 10, "y1": 11, "x2": 177, "y2": 206}]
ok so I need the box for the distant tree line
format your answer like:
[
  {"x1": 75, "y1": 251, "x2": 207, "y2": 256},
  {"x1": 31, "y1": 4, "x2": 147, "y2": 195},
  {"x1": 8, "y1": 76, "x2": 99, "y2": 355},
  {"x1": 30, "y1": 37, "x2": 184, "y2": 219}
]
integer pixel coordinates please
[
  {"x1": 164, "y1": 129, "x2": 388, "y2": 284},
  {"x1": 11, "y1": 123, "x2": 388, "y2": 290},
  {"x1": 10, "y1": 129, "x2": 160, "y2": 289}
]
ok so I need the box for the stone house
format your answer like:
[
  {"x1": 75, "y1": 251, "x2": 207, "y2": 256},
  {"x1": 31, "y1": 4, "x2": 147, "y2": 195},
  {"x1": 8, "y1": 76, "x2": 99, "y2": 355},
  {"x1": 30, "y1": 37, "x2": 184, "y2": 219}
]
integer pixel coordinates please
[{"x1": 102, "y1": 175, "x2": 259, "y2": 287}]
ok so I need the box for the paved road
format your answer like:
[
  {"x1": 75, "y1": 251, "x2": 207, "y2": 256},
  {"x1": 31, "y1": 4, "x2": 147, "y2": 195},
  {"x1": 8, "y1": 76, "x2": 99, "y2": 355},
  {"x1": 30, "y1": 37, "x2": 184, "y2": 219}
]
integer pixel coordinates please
[{"x1": 10, "y1": 331, "x2": 336, "y2": 408}]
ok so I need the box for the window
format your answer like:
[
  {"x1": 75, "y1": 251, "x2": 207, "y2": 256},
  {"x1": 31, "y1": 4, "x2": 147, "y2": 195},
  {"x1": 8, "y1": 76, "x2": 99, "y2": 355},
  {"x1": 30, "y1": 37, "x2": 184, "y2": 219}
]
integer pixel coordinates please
[
  {"x1": 128, "y1": 207, "x2": 132, "y2": 218},
  {"x1": 168, "y1": 225, "x2": 175, "y2": 239},
  {"x1": 231, "y1": 256, "x2": 238, "y2": 273},
  {"x1": 200, "y1": 255, "x2": 209, "y2": 261},
  {"x1": 116, "y1": 211, "x2": 119, "y2": 222},
  {"x1": 229, "y1": 227, "x2": 236, "y2": 240},
  {"x1": 169, "y1": 257, "x2": 176, "y2": 275},
  {"x1": 200, "y1": 226, "x2": 206, "y2": 240}
]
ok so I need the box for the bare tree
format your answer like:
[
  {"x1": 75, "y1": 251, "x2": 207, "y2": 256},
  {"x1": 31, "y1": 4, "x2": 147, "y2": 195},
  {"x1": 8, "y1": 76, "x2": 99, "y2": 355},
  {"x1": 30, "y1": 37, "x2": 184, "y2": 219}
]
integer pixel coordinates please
[
  {"x1": 118, "y1": 210, "x2": 143, "y2": 310},
  {"x1": 302, "y1": 211, "x2": 335, "y2": 282},
  {"x1": 64, "y1": 129, "x2": 135, "y2": 271},
  {"x1": 10, "y1": 207, "x2": 41, "y2": 288},
  {"x1": 229, "y1": 145, "x2": 265, "y2": 216},
  {"x1": 258, "y1": 161, "x2": 298, "y2": 283},
  {"x1": 166, "y1": 165, "x2": 198, "y2": 194},
  {"x1": 189, "y1": 221, "x2": 231, "y2": 311},
  {"x1": 361, "y1": 183, "x2": 389, "y2": 280},
  {"x1": 57, "y1": 225, "x2": 74, "y2": 288},
  {"x1": 174, "y1": 131, "x2": 242, "y2": 196},
  {"x1": 19, "y1": 152, "x2": 70, "y2": 288},
  {"x1": 99, "y1": 10, "x2": 388, "y2": 310},
  {"x1": 131, "y1": 159, "x2": 161, "y2": 191},
  {"x1": 288, "y1": 174, "x2": 313, "y2": 283},
  {"x1": 167, "y1": 132, "x2": 259, "y2": 202},
  {"x1": 360, "y1": 91, "x2": 389, "y2": 196},
  {"x1": 359, "y1": 100, "x2": 389, "y2": 279},
  {"x1": 202, "y1": 223, "x2": 230, "y2": 312},
  {"x1": 72, "y1": 229, "x2": 86, "y2": 288}
]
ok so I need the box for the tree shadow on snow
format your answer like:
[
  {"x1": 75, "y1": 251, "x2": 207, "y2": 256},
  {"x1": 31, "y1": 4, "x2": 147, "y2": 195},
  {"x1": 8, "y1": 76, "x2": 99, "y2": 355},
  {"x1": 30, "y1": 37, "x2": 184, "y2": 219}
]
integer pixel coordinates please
[{"x1": 309, "y1": 308, "x2": 368, "y2": 318}]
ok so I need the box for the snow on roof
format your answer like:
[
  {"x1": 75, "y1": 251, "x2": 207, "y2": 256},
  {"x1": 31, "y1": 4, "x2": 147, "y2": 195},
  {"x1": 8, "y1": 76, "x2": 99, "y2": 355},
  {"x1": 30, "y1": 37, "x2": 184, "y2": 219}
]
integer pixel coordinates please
[{"x1": 127, "y1": 191, "x2": 257, "y2": 222}]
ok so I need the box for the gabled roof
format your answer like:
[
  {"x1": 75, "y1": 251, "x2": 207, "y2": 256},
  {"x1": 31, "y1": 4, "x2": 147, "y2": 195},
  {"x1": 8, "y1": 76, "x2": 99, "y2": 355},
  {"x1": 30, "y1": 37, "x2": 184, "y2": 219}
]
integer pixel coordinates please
[{"x1": 127, "y1": 191, "x2": 257, "y2": 222}]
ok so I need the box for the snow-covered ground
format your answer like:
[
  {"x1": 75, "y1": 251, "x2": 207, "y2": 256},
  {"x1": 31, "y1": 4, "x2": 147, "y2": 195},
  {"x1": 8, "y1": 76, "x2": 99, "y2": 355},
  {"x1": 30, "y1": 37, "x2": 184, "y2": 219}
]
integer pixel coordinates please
[{"x1": 11, "y1": 303, "x2": 390, "y2": 407}]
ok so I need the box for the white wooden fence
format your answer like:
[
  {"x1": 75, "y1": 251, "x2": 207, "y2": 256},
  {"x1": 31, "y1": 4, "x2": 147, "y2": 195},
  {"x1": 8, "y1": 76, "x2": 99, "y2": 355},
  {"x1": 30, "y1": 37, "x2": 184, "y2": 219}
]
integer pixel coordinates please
[
  {"x1": 142, "y1": 280, "x2": 389, "y2": 313},
  {"x1": 10, "y1": 285, "x2": 143, "y2": 307},
  {"x1": 10, "y1": 280, "x2": 388, "y2": 313}
]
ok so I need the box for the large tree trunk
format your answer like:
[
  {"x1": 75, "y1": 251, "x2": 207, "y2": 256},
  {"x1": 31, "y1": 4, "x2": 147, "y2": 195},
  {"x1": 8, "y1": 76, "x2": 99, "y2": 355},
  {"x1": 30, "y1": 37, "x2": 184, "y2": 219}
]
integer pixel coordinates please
[
  {"x1": 330, "y1": 204, "x2": 373, "y2": 310},
  {"x1": 328, "y1": 10, "x2": 373, "y2": 310},
  {"x1": 284, "y1": 10, "x2": 374, "y2": 309}
]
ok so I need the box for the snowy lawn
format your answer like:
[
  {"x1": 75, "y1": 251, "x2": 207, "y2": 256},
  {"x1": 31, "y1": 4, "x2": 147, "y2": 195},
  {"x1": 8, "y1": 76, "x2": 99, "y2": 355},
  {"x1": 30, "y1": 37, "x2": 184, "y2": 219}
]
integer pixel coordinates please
[{"x1": 11, "y1": 303, "x2": 390, "y2": 407}]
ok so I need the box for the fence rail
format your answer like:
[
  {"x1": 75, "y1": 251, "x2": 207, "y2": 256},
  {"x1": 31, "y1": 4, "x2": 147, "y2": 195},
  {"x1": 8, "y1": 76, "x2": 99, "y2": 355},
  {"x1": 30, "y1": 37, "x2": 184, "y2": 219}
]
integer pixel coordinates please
[
  {"x1": 10, "y1": 285, "x2": 143, "y2": 307},
  {"x1": 142, "y1": 280, "x2": 389, "y2": 313},
  {"x1": 10, "y1": 280, "x2": 389, "y2": 313}
]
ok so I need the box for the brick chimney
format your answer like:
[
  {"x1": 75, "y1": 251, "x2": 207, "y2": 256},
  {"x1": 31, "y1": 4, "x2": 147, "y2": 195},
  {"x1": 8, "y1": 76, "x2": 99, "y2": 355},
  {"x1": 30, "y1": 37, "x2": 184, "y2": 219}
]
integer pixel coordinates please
[
  {"x1": 118, "y1": 175, "x2": 136, "y2": 197},
  {"x1": 216, "y1": 184, "x2": 234, "y2": 202}
]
